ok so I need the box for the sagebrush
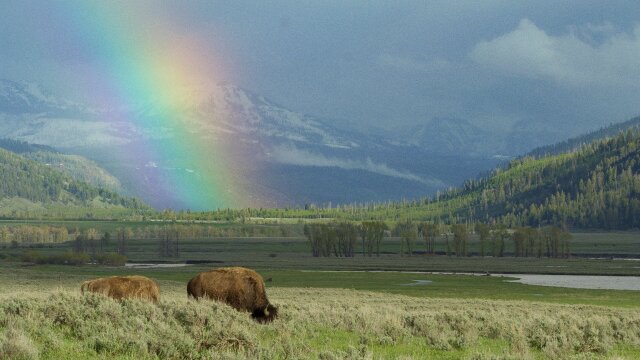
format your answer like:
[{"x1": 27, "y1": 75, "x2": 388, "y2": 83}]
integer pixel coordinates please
[{"x1": 0, "y1": 287, "x2": 639, "y2": 359}]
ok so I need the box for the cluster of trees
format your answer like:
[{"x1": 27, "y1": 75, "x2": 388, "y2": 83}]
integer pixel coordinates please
[
  {"x1": 511, "y1": 226, "x2": 571, "y2": 258},
  {"x1": 71, "y1": 228, "x2": 117, "y2": 255},
  {"x1": 360, "y1": 221, "x2": 387, "y2": 256},
  {"x1": 304, "y1": 221, "x2": 385, "y2": 257},
  {"x1": 154, "y1": 226, "x2": 180, "y2": 258},
  {"x1": 69, "y1": 224, "x2": 295, "y2": 259},
  {"x1": 10, "y1": 225, "x2": 129, "y2": 266},
  {"x1": 22, "y1": 251, "x2": 90, "y2": 266},
  {"x1": 1, "y1": 225, "x2": 129, "y2": 265},
  {"x1": 430, "y1": 223, "x2": 571, "y2": 258},
  {"x1": 0, "y1": 225, "x2": 69, "y2": 245},
  {"x1": 128, "y1": 223, "x2": 296, "y2": 239},
  {"x1": 303, "y1": 222, "x2": 360, "y2": 257},
  {"x1": 305, "y1": 221, "x2": 572, "y2": 259},
  {"x1": 21, "y1": 250, "x2": 127, "y2": 266},
  {"x1": 394, "y1": 220, "x2": 416, "y2": 256}
]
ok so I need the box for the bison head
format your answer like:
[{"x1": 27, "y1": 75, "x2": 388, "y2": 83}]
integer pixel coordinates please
[{"x1": 251, "y1": 304, "x2": 278, "y2": 323}]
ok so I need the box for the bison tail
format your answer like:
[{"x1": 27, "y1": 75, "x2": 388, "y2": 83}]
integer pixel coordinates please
[
  {"x1": 80, "y1": 281, "x2": 90, "y2": 295},
  {"x1": 186, "y1": 277, "x2": 198, "y2": 299},
  {"x1": 251, "y1": 304, "x2": 278, "y2": 324}
]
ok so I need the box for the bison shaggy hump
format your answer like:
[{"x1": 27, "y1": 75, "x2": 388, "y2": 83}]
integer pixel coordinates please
[
  {"x1": 187, "y1": 267, "x2": 278, "y2": 323},
  {"x1": 81, "y1": 275, "x2": 160, "y2": 303}
]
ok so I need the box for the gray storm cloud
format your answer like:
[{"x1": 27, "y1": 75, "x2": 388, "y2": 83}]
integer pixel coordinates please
[
  {"x1": 2, "y1": 2, "x2": 640, "y2": 138},
  {"x1": 471, "y1": 19, "x2": 640, "y2": 88},
  {"x1": 377, "y1": 54, "x2": 451, "y2": 74}
]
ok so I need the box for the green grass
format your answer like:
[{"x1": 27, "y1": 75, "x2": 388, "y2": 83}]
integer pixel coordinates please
[
  {"x1": 261, "y1": 270, "x2": 640, "y2": 308},
  {"x1": 570, "y1": 231, "x2": 640, "y2": 255},
  {"x1": 2, "y1": 264, "x2": 638, "y2": 308},
  {"x1": 303, "y1": 327, "x2": 517, "y2": 359}
]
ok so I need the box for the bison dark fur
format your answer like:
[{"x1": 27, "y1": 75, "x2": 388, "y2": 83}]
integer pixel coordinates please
[{"x1": 187, "y1": 267, "x2": 278, "y2": 323}]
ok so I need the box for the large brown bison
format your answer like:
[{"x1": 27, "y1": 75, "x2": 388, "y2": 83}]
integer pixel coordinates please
[
  {"x1": 187, "y1": 267, "x2": 278, "y2": 323},
  {"x1": 81, "y1": 275, "x2": 160, "y2": 303}
]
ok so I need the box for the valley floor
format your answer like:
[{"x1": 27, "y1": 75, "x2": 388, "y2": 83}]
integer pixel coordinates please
[
  {"x1": 1, "y1": 227, "x2": 639, "y2": 358},
  {"x1": 1, "y1": 264, "x2": 640, "y2": 359}
]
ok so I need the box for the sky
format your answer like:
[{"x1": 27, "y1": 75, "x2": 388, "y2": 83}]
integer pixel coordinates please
[{"x1": 1, "y1": 0, "x2": 640, "y2": 136}]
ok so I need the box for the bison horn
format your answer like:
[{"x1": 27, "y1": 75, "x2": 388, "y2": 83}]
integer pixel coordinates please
[{"x1": 264, "y1": 306, "x2": 270, "y2": 316}]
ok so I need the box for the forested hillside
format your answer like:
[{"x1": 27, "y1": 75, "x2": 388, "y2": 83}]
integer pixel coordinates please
[
  {"x1": 370, "y1": 128, "x2": 640, "y2": 229},
  {"x1": 0, "y1": 138, "x2": 58, "y2": 154},
  {"x1": 23, "y1": 152, "x2": 124, "y2": 193},
  {"x1": 0, "y1": 139, "x2": 124, "y2": 193},
  {"x1": 527, "y1": 116, "x2": 640, "y2": 157},
  {"x1": 0, "y1": 147, "x2": 148, "y2": 218},
  {"x1": 200, "y1": 128, "x2": 640, "y2": 230},
  {"x1": 458, "y1": 128, "x2": 640, "y2": 228}
]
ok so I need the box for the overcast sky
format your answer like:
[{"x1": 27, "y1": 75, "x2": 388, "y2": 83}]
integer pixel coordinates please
[{"x1": 1, "y1": 1, "x2": 640, "y2": 135}]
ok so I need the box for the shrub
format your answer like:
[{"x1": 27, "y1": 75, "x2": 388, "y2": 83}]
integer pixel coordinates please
[
  {"x1": 0, "y1": 327, "x2": 39, "y2": 360},
  {"x1": 23, "y1": 251, "x2": 90, "y2": 266},
  {"x1": 94, "y1": 253, "x2": 127, "y2": 266},
  {"x1": 1, "y1": 288, "x2": 639, "y2": 359},
  {"x1": 21, "y1": 251, "x2": 42, "y2": 263}
]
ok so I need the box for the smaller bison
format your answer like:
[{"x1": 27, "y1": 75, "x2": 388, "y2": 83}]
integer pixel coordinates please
[
  {"x1": 81, "y1": 275, "x2": 160, "y2": 303},
  {"x1": 187, "y1": 267, "x2": 278, "y2": 323}
]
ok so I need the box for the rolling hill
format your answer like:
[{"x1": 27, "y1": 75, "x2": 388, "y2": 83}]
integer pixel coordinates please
[
  {"x1": 0, "y1": 147, "x2": 149, "y2": 219},
  {"x1": 0, "y1": 138, "x2": 124, "y2": 193}
]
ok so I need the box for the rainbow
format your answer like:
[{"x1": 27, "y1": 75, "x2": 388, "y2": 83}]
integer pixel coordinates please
[{"x1": 60, "y1": 2, "x2": 249, "y2": 210}]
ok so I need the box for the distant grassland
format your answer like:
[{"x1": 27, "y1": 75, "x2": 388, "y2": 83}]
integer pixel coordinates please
[
  {"x1": 2, "y1": 228, "x2": 639, "y2": 276},
  {"x1": 1, "y1": 219, "x2": 637, "y2": 257}
]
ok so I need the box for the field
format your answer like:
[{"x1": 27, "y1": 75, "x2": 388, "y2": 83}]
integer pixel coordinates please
[
  {"x1": 1, "y1": 266, "x2": 640, "y2": 359},
  {"x1": 1, "y1": 224, "x2": 639, "y2": 359}
]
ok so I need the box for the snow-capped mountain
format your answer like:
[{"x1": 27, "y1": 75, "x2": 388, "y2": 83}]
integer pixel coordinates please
[
  {"x1": 394, "y1": 116, "x2": 569, "y2": 160},
  {"x1": 0, "y1": 79, "x2": 503, "y2": 208},
  {"x1": 0, "y1": 79, "x2": 97, "y2": 116}
]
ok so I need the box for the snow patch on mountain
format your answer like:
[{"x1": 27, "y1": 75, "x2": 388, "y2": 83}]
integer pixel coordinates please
[
  {"x1": 0, "y1": 114, "x2": 128, "y2": 148},
  {"x1": 0, "y1": 78, "x2": 507, "y2": 207}
]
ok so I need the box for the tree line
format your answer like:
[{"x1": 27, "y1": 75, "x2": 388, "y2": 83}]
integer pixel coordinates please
[
  {"x1": 0, "y1": 225, "x2": 69, "y2": 246},
  {"x1": 304, "y1": 221, "x2": 572, "y2": 258}
]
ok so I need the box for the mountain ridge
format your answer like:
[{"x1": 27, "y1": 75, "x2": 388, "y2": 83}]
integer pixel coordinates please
[
  {"x1": 0, "y1": 78, "x2": 506, "y2": 208},
  {"x1": 526, "y1": 115, "x2": 640, "y2": 158}
]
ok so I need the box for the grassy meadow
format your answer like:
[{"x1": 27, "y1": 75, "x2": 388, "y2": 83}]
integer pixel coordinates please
[
  {"x1": 0, "y1": 222, "x2": 639, "y2": 359},
  {"x1": 1, "y1": 267, "x2": 640, "y2": 359}
]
